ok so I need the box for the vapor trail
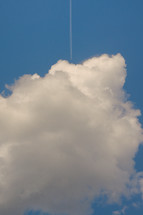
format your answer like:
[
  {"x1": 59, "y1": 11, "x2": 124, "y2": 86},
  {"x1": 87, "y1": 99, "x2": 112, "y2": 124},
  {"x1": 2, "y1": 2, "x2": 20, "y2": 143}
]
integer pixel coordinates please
[{"x1": 70, "y1": 0, "x2": 72, "y2": 60}]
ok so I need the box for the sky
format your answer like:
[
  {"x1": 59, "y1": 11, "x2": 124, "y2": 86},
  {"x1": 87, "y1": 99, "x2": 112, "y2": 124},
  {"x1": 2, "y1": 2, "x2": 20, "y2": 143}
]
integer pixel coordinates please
[{"x1": 0, "y1": 0, "x2": 143, "y2": 215}]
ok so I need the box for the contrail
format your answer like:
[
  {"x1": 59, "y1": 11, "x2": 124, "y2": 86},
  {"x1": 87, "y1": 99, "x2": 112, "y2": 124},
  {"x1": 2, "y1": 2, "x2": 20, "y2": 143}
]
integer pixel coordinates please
[{"x1": 70, "y1": 0, "x2": 72, "y2": 60}]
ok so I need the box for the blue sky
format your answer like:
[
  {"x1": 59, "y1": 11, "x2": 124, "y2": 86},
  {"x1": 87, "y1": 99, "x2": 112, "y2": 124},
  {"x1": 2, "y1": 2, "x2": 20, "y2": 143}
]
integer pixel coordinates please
[{"x1": 0, "y1": 0, "x2": 143, "y2": 215}]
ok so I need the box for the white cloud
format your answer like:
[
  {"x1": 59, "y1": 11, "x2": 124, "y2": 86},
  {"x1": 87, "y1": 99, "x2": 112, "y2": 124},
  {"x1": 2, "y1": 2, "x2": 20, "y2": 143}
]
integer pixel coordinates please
[
  {"x1": 0, "y1": 54, "x2": 143, "y2": 215},
  {"x1": 113, "y1": 211, "x2": 121, "y2": 215},
  {"x1": 112, "y1": 206, "x2": 128, "y2": 215}
]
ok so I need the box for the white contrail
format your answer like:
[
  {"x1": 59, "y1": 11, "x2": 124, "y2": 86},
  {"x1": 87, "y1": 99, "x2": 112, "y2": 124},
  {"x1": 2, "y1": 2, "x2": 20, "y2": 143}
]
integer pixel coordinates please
[{"x1": 70, "y1": 0, "x2": 72, "y2": 60}]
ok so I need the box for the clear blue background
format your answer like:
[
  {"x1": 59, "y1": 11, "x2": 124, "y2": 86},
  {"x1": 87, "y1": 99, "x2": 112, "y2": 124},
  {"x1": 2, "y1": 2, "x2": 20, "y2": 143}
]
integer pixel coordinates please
[{"x1": 0, "y1": 0, "x2": 143, "y2": 214}]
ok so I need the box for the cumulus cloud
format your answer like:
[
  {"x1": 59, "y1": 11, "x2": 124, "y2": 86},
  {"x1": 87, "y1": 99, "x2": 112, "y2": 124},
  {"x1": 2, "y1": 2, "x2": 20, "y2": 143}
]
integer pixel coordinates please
[{"x1": 0, "y1": 54, "x2": 143, "y2": 215}]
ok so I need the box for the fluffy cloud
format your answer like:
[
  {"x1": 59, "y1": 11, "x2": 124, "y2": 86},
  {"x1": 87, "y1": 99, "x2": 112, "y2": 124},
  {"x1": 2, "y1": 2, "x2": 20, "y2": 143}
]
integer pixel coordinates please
[{"x1": 0, "y1": 54, "x2": 142, "y2": 215}]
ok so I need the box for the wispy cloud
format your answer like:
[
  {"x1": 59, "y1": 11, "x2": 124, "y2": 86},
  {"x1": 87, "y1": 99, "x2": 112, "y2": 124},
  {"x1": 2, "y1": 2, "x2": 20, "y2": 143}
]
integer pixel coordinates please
[
  {"x1": 113, "y1": 211, "x2": 121, "y2": 215},
  {"x1": 113, "y1": 206, "x2": 128, "y2": 215}
]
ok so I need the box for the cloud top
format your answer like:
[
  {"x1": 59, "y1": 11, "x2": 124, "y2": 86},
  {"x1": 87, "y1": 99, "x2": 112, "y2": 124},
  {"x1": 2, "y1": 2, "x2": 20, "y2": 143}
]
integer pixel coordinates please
[{"x1": 0, "y1": 54, "x2": 142, "y2": 215}]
